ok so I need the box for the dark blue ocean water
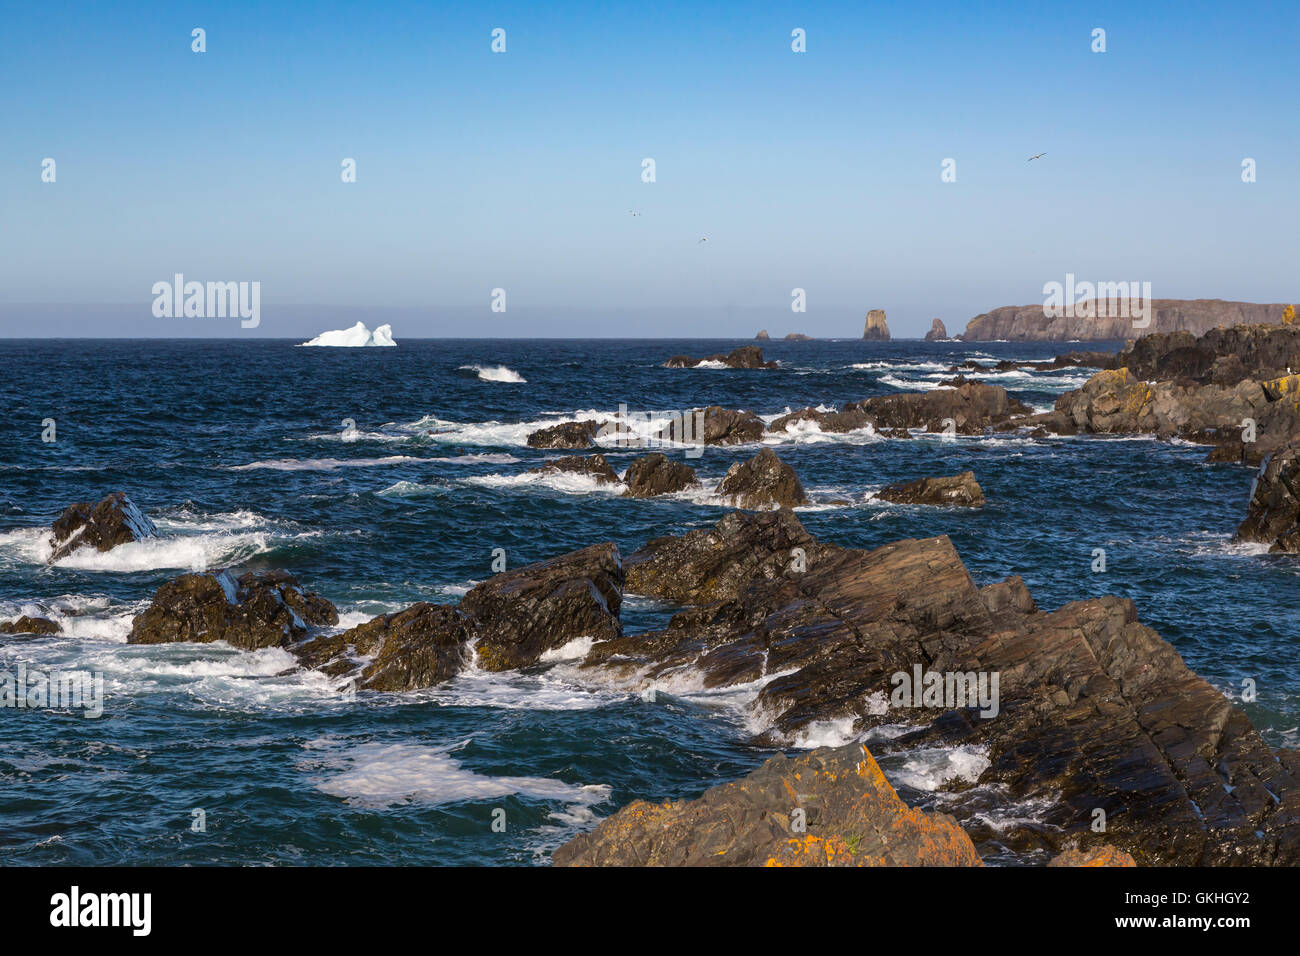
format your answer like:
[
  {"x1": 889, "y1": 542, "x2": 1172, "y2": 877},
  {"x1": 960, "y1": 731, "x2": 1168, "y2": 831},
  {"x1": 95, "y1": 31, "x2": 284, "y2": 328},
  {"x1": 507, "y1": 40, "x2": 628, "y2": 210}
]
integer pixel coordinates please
[{"x1": 1, "y1": 337, "x2": 1295, "y2": 865}]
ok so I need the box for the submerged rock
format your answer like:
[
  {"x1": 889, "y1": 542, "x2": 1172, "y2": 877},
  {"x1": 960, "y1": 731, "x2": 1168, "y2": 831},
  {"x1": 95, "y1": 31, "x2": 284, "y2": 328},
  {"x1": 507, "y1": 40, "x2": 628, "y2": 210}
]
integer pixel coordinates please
[
  {"x1": 664, "y1": 345, "x2": 777, "y2": 369},
  {"x1": 553, "y1": 742, "x2": 982, "y2": 867},
  {"x1": 621, "y1": 453, "x2": 700, "y2": 498},
  {"x1": 529, "y1": 454, "x2": 621, "y2": 485},
  {"x1": 878, "y1": 471, "x2": 985, "y2": 507},
  {"x1": 770, "y1": 382, "x2": 1029, "y2": 437},
  {"x1": 49, "y1": 492, "x2": 157, "y2": 562},
  {"x1": 526, "y1": 420, "x2": 606, "y2": 449},
  {"x1": 1236, "y1": 442, "x2": 1300, "y2": 552},
  {"x1": 714, "y1": 448, "x2": 807, "y2": 510},
  {"x1": 0, "y1": 616, "x2": 61, "y2": 635},
  {"x1": 129, "y1": 569, "x2": 339, "y2": 650}
]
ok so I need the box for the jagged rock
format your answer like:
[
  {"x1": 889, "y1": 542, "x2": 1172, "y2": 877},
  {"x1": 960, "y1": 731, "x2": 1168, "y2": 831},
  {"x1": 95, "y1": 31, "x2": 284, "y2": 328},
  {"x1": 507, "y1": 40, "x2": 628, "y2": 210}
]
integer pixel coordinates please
[
  {"x1": 863, "y1": 309, "x2": 890, "y2": 341},
  {"x1": 715, "y1": 448, "x2": 807, "y2": 510},
  {"x1": 878, "y1": 471, "x2": 985, "y2": 507},
  {"x1": 959, "y1": 299, "x2": 1289, "y2": 341},
  {"x1": 529, "y1": 454, "x2": 620, "y2": 485},
  {"x1": 924, "y1": 318, "x2": 948, "y2": 341},
  {"x1": 579, "y1": 511, "x2": 1300, "y2": 865},
  {"x1": 1048, "y1": 845, "x2": 1137, "y2": 867},
  {"x1": 621, "y1": 453, "x2": 700, "y2": 498},
  {"x1": 0, "y1": 616, "x2": 61, "y2": 635},
  {"x1": 1236, "y1": 442, "x2": 1300, "y2": 552},
  {"x1": 553, "y1": 742, "x2": 982, "y2": 867},
  {"x1": 664, "y1": 346, "x2": 777, "y2": 369},
  {"x1": 755, "y1": 329, "x2": 771, "y2": 341},
  {"x1": 463, "y1": 543, "x2": 623, "y2": 671},
  {"x1": 657, "y1": 406, "x2": 765, "y2": 445},
  {"x1": 526, "y1": 420, "x2": 606, "y2": 449},
  {"x1": 770, "y1": 383, "x2": 1029, "y2": 437},
  {"x1": 49, "y1": 492, "x2": 157, "y2": 562},
  {"x1": 623, "y1": 509, "x2": 819, "y2": 605},
  {"x1": 129, "y1": 569, "x2": 339, "y2": 650}
]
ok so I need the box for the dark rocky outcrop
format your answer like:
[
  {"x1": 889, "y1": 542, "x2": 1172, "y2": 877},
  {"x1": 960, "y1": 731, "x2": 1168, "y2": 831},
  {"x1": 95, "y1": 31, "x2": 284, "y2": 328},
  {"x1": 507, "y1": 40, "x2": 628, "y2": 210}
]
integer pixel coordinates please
[
  {"x1": 0, "y1": 616, "x2": 61, "y2": 635},
  {"x1": 577, "y1": 510, "x2": 1300, "y2": 865},
  {"x1": 294, "y1": 543, "x2": 624, "y2": 687},
  {"x1": 755, "y1": 330, "x2": 771, "y2": 341},
  {"x1": 129, "y1": 570, "x2": 339, "y2": 650},
  {"x1": 924, "y1": 318, "x2": 948, "y2": 341},
  {"x1": 770, "y1": 382, "x2": 1030, "y2": 437},
  {"x1": 623, "y1": 509, "x2": 818, "y2": 605},
  {"x1": 621, "y1": 453, "x2": 701, "y2": 498},
  {"x1": 959, "y1": 299, "x2": 1289, "y2": 341},
  {"x1": 526, "y1": 420, "x2": 606, "y2": 450},
  {"x1": 784, "y1": 332, "x2": 813, "y2": 341},
  {"x1": 49, "y1": 492, "x2": 157, "y2": 562},
  {"x1": 1236, "y1": 442, "x2": 1300, "y2": 552},
  {"x1": 877, "y1": 471, "x2": 985, "y2": 507},
  {"x1": 529, "y1": 454, "x2": 620, "y2": 485},
  {"x1": 553, "y1": 741, "x2": 982, "y2": 867},
  {"x1": 657, "y1": 405, "x2": 765, "y2": 446},
  {"x1": 664, "y1": 346, "x2": 777, "y2": 369},
  {"x1": 863, "y1": 309, "x2": 890, "y2": 341},
  {"x1": 1113, "y1": 324, "x2": 1300, "y2": 386},
  {"x1": 715, "y1": 448, "x2": 807, "y2": 510}
]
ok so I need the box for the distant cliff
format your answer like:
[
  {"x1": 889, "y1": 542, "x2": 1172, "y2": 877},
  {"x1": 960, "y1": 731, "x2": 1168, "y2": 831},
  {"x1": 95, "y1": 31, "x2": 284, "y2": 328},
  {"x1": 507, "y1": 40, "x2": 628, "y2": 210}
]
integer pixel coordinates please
[
  {"x1": 959, "y1": 299, "x2": 1288, "y2": 341},
  {"x1": 863, "y1": 309, "x2": 890, "y2": 341}
]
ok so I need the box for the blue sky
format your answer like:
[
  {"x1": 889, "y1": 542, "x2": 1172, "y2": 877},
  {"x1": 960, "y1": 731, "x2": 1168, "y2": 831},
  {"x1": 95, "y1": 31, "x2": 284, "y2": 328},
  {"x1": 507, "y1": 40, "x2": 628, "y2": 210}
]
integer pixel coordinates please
[{"x1": 2, "y1": 0, "x2": 1297, "y2": 337}]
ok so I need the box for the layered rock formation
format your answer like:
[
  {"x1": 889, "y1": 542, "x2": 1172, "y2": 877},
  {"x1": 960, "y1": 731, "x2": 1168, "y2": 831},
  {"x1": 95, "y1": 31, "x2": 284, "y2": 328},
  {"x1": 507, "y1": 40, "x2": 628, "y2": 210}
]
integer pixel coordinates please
[
  {"x1": 878, "y1": 471, "x2": 985, "y2": 507},
  {"x1": 959, "y1": 299, "x2": 1288, "y2": 342},
  {"x1": 554, "y1": 741, "x2": 982, "y2": 867},
  {"x1": 924, "y1": 318, "x2": 948, "y2": 341},
  {"x1": 49, "y1": 492, "x2": 157, "y2": 562},
  {"x1": 664, "y1": 345, "x2": 777, "y2": 369},
  {"x1": 863, "y1": 309, "x2": 890, "y2": 341},
  {"x1": 582, "y1": 511, "x2": 1300, "y2": 865}
]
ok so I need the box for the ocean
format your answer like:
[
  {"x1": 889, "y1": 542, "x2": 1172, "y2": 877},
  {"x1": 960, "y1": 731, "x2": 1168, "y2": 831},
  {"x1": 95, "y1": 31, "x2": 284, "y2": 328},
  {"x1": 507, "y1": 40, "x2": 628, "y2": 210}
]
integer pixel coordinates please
[{"x1": 1, "y1": 337, "x2": 1296, "y2": 865}]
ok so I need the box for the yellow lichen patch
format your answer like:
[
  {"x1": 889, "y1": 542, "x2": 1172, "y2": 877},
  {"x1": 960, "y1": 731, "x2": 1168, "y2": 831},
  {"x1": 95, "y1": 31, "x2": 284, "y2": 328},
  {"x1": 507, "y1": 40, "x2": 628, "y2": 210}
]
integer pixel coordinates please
[{"x1": 1262, "y1": 374, "x2": 1300, "y2": 410}]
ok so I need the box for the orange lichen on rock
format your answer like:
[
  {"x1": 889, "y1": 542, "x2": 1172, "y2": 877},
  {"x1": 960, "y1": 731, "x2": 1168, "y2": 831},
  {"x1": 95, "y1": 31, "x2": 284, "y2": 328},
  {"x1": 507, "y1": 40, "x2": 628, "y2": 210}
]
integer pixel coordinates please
[{"x1": 1048, "y1": 845, "x2": 1138, "y2": 867}]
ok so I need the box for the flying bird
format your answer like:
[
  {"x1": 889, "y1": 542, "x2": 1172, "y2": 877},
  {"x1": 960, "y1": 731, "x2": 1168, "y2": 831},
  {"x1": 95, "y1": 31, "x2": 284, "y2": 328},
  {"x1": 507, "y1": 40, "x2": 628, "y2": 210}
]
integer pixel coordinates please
[
  {"x1": 697, "y1": 237, "x2": 708, "y2": 244},
  {"x1": 628, "y1": 210, "x2": 641, "y2": 217},
  {"x1": 1027, "y1": 152, "x2": 1047, "y2": 162}
]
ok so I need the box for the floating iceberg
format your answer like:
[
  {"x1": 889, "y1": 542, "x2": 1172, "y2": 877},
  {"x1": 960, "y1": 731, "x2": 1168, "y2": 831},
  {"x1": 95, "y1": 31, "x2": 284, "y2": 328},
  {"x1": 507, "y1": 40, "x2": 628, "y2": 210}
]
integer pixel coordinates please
[{"x1": 300, "y1": 322, "x2": 396, "y2": 347}]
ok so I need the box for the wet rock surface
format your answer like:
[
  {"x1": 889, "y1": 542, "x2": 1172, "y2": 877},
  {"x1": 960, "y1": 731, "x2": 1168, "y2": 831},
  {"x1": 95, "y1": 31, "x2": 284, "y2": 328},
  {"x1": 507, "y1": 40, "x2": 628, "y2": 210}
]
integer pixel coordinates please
[
  {"x1": 877, "y1": 471, "x2": 985, "y2": 507},
  {"x1": 664, "y1": 345, "x2": 777, "y2": 369},
  {"x1": 714, "y1": 448, "x2": 807, "y2": 509},
  {"x1": 129, "y1": 569, "x2": 339, "y2": 650},
  {"x1": 554, "y1": 741, "x2": 982, "y2": 867},
  {"x1": 620, "y1": 453, "x2": 701, "y2": 498},
  {"x1": 769, "y1": 382, "x2": 1029, "y2": 436},
  {"x1": 49, "y1": 492, "x2": 157, "y2": 562},
  {"x1": 0, "y1": 615, "x2": 61, "y2": 635},
  {"x1": 1236, "y1": 442, "x2": 1300, "y2": 552},
  {"x1": 529, "y1": 453, "x2": 621, "y2": 485},
  {"x1": 525, "y1": 420, "x2": 606, "y2": 449},
  {"x1": 657, "y1": 405, "x2": 765, "y2": 445}
]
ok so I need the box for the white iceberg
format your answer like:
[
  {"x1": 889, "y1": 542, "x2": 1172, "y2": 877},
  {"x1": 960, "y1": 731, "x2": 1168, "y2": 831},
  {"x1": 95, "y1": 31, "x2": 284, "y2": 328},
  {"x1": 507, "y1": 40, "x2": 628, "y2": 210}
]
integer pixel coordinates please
[{"x1": 300, "y1": 321, "x2": 396, "y2": 347}]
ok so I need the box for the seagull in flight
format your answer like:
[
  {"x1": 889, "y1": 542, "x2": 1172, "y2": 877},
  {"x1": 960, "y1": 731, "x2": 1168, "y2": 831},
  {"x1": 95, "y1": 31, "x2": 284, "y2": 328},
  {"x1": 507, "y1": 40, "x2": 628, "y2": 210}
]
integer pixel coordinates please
[
  {"x1": 1027, "y1": 152, "x2": 1047, "y2": 162},
  {"x1": 697, "y1": 237, "x2": 708, "y2": 244},
  {"x1": 628, "y1": 210, "x2": 641, "y2": 217}
]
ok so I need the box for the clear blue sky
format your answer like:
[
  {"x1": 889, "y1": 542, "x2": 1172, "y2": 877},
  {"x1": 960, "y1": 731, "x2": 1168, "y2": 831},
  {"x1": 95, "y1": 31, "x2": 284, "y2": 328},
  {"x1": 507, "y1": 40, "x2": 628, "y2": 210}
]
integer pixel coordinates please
[{"x1": 2, "y1": 0, "x2": 1296, "y2": 337}]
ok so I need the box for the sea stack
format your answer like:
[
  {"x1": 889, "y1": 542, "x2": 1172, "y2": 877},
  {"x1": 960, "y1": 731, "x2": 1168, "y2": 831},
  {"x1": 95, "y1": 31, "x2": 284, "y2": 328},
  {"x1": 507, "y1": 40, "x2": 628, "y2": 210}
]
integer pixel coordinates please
[
  {"x1": 925, "y1": 318, "x2": 948, "y2": 341},
  {"x1": 755, "y1": 329, "x2": 771, "y2": 341},
  {"x1": 863, "y1": 309, "x2": 890, "y2": 341}
]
